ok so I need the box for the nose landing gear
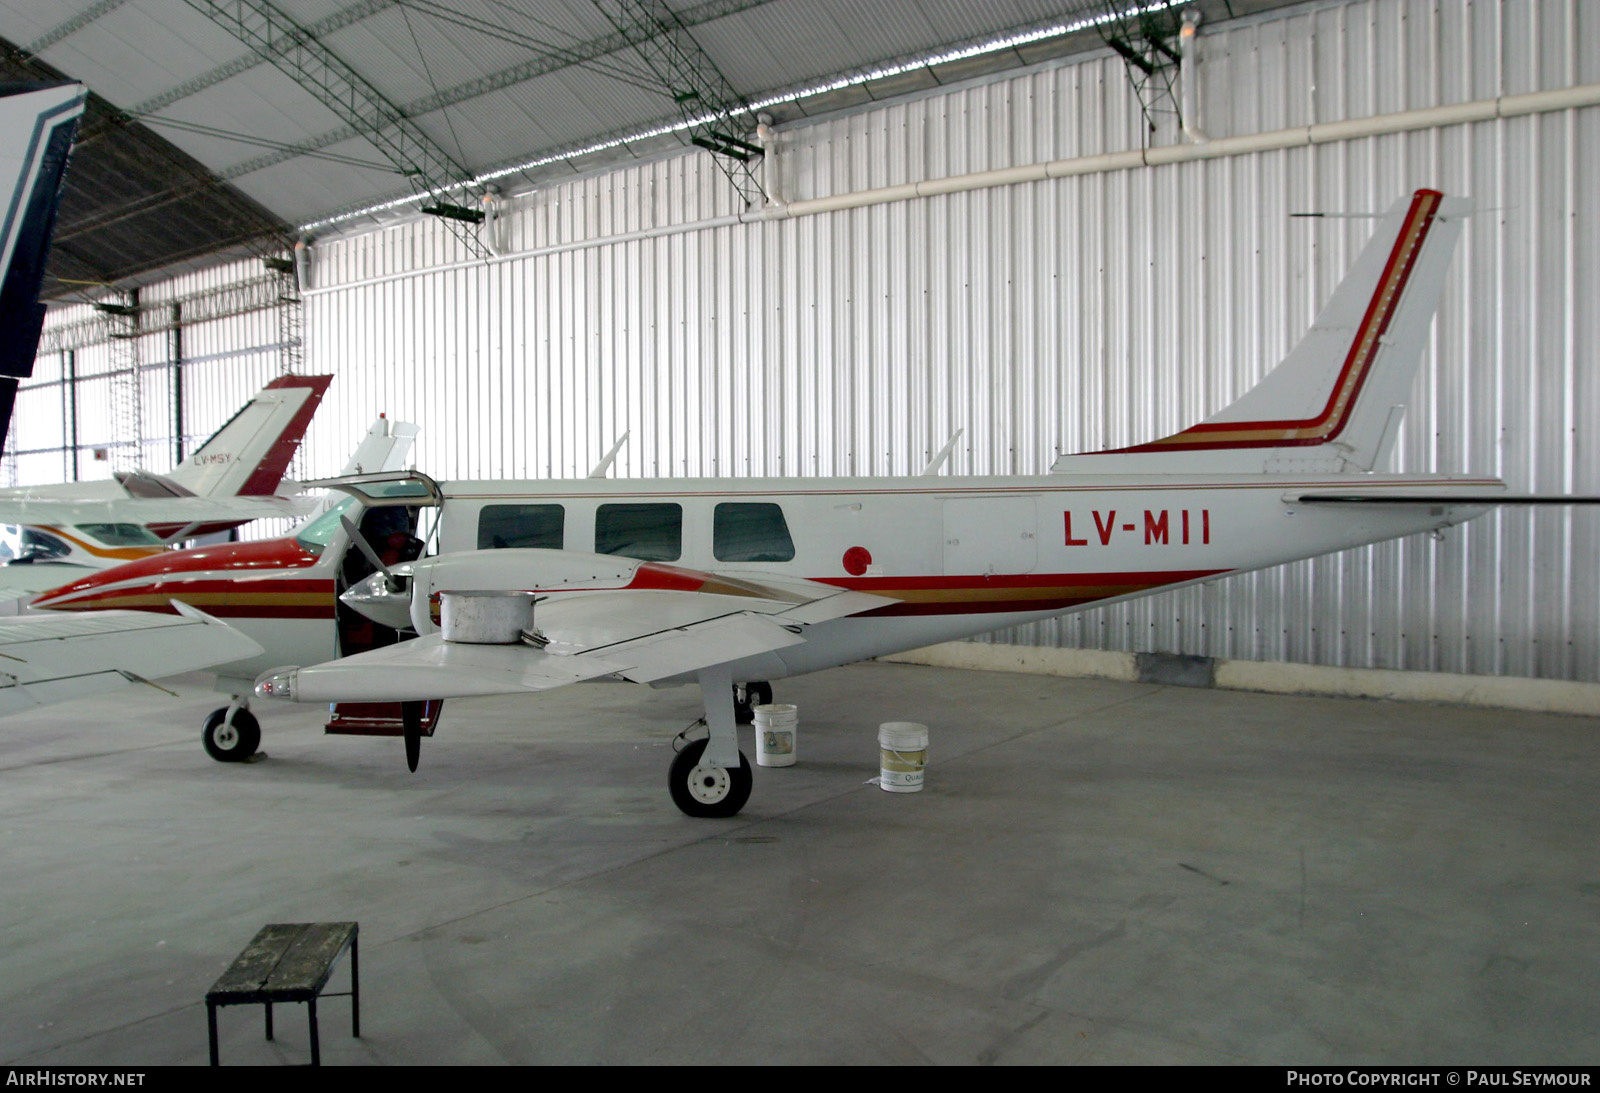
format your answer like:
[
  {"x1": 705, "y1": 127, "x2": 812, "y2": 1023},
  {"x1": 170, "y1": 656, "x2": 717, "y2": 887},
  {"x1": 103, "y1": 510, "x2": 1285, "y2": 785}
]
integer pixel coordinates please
[{"x1": 202, "y1": 698, "x2": 260, "y2": 762}]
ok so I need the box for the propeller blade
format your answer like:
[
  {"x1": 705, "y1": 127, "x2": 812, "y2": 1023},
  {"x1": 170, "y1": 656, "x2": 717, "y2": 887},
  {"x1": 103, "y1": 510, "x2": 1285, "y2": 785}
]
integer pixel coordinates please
[
  {"x1": 340, "y1": 515, "x2": 403, "y2": 592},
  {"x1": 402, "y1": 700, "x2": 423, "y2": 772}
]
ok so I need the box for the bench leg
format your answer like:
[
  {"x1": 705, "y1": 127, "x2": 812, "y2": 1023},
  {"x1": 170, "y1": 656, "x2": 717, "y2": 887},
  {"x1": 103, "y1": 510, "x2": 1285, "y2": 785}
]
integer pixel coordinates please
[
  {"x1": 350, "y1": 934, "x2": 360, "y2": 1038},
  {"x1": 308, "y1": 998, "x2": 320, "y2": 1066},
  {"x1": 207, "y1": 1003, "x2": 219, "y2": 1066},
  {"x1": 265, "y1": 1001, "x2": 273, "y2": 1041}
]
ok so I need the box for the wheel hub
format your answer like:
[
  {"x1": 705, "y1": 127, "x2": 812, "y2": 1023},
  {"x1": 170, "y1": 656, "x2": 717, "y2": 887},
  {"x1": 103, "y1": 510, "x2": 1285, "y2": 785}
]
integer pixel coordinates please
[
  {"x1": 686, "y1": 762, "x2": 731, "y2": 804},
  {"x1": 214, "y1": 723, "x2": 238, "y2": 749}
]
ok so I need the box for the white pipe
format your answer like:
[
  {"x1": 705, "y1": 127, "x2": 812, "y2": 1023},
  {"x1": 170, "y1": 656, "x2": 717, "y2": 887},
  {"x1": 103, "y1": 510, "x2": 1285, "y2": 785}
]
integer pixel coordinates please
[
  {"x1": 1179, "y1": 10, "x2": 1209, "y2": 143},
  {"x1": 305, "y1": 82, "x2": 1600, "y2": 297},
  {"x1": 480, "y1": 192, "x2": 502, "y2": 256},
  {"x1": 293, "y1": 238, "x2": 310, "y2": 296},
  {"x1": 757, "y1": 119, "x2": 781, "y2": 206}
]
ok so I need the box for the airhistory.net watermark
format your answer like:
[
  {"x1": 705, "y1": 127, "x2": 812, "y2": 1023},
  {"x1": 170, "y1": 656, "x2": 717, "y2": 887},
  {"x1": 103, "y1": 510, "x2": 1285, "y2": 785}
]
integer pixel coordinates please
[{"x1": 4, "y1": 1074, "x2": 144, "y2": 1087}]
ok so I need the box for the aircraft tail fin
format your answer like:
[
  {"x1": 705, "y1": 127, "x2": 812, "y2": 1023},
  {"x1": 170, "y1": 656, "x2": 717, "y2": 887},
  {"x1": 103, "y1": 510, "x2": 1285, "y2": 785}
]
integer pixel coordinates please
[
  {"x1": 339, "y1": 415, "x2": 419, "y2": 476},
  {"x1": 0, "y1": 83, "x2": 87, "y2": 452},
  {"x1": 1054, "y1": 189, "x2": 1468, "y2": 474},
  {"x1": 166, "y1": 374, "x2": 333, "y2": 497}
]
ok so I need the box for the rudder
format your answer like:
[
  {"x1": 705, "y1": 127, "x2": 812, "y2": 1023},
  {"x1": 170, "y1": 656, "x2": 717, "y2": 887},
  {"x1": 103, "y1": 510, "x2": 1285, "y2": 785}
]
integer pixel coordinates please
[{"x1": 1055, "y1": 189, "x2": 1468, "y2": 474}]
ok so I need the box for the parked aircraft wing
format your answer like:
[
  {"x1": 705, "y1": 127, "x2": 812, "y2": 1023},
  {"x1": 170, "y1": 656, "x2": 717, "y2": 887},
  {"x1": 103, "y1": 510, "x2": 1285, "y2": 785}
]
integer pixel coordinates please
[
  {"x1": 0, "y1": 601, "x2": 263, "y2": 717},
  {"x1": 259, "y1": 609, "x2": 805, "y2": 703},
  {"x1": 259, "y1": 568, "x2": 896, "y2": 704}
]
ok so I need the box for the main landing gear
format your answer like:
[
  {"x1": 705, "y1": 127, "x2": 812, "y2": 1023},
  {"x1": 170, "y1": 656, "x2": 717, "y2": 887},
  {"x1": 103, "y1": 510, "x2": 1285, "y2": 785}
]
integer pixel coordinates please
[
  {"x1": 732, "y1": 681, "x2": 774, "y2": 725},
  {"x1": 668, "y1": 738, "x2": 752, "y2": 818},
  {"x1": 202, "y1": 697, "x2": 260, "y2": 762},
  {"x1": 668, "y1": 674, "x2": 771, "y2": 818}
]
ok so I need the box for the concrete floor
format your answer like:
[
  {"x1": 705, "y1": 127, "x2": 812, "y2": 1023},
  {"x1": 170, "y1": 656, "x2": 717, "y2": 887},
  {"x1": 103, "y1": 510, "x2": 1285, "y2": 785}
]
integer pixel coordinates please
[{"x1": 2, "y1": 660, "x2": 1598, "y2": 1065}]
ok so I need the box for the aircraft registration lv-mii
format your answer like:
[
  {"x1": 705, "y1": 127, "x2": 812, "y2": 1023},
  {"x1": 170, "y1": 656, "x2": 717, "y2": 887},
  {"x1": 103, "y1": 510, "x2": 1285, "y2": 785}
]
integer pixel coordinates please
[{"x1": 30, "y1": 188, "x2": 1593, "y2": 815}]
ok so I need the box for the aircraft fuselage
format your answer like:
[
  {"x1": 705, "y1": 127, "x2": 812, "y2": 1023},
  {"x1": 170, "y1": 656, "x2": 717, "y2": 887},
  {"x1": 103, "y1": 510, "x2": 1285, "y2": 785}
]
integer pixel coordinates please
[{"x1": 29, "y1": 469, "x2": 1498, "y2": 685}]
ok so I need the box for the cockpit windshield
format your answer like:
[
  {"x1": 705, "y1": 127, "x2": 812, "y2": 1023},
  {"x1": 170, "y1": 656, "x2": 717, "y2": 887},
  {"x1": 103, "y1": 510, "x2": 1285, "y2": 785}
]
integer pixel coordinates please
[{"x1": 293, "y1": 496, "x2": 359, "y2": 555}]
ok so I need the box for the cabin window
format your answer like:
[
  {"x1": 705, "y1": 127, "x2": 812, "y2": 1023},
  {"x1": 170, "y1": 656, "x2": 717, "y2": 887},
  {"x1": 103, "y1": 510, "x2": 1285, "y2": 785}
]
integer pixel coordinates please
[
  {"x1": 18, "y1": 528, "x2": 70, "y2": 561},
  {"x1": 75, "y1": 523, "x2": 163, "y2": 547},
  {"x1": 713, "y1": 503, "x2": 795, "y2": 562},
  {"x1": 478, "y1": 504, "x2": 565, "y2": 550},
  {"x1": 595, "y1": 503, "x2": 681, "y2": 561}
]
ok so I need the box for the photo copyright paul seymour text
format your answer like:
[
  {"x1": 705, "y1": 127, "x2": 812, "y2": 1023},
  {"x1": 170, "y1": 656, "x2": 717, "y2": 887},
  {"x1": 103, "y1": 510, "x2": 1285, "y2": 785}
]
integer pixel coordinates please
[{"x1": 1288, "y1": 1074, "x2": 1592, "y2": 1087}]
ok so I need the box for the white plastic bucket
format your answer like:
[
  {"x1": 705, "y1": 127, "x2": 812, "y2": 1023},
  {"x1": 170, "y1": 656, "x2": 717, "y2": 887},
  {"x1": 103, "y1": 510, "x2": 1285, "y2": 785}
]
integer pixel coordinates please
[
  {"x1": 753, "y1": 704, "x2": 798, "y2": 767},
  {"x1": 878, "y1": 722, "x2": 929, "y2": 792},
  {"x1": 439, "y1": 590, "x2": 534, "y2": 644}
]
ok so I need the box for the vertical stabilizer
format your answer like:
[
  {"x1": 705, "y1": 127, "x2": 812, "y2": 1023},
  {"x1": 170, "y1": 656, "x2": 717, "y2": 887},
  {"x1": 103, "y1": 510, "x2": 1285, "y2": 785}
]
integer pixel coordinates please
[
  {"x1": 1054, "y1": 189, "x2": 1469, "y2": 474},
  {"x1": 340, "y1": 415, "x2": 419, "y2": 476},
  {"x1": 0, "y1": 83, "x2": 86, "y2": 452},
  {"x1": 166, "y1": 374, "x2": 333, "y2": 497}
]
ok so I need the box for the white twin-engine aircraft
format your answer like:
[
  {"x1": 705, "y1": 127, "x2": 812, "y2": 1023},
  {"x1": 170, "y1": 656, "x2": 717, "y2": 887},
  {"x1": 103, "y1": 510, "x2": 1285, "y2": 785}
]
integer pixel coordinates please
[{"x1": 34, "y1": 189, "x2": 1567, "y2": 816}]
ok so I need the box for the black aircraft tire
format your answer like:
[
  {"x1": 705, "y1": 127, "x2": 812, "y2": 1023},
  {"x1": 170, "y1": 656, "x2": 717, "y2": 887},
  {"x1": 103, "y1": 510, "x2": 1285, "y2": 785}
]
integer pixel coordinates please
[
  {"x1": 668, "y1": 738, "x2": 752, "y2": 818},
  {"x1": 202, "y1": 708, "x2": 261, "y2": 763}
]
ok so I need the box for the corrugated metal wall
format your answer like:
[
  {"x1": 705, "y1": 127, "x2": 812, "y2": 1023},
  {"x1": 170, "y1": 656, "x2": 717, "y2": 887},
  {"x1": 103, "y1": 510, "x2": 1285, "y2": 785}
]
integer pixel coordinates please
[
  {"x1": 19, "y1": 257, "x2": 287, "y2": 488},
  {"x1": 16, "y1": 0, "x2": 1600, "y2": 681}
]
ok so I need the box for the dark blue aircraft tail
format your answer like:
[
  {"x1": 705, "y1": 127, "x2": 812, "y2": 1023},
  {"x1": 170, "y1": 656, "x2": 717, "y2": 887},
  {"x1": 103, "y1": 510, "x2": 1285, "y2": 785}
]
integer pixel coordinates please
[{"x1": 0, "y1": 83, "x2": 86, "y2": 452}]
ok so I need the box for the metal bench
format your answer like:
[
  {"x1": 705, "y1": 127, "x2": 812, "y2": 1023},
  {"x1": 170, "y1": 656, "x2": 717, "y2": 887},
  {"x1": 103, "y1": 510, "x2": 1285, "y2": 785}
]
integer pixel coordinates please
[{"x1": 206, "y1": 922, "x2": 359, "y2": 1066}]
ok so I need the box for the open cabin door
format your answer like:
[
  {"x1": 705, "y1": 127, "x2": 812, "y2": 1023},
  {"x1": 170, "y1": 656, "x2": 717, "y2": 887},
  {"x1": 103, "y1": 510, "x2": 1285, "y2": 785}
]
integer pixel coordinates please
[
  {"x1": 942, "y1": 497, "x2": 1038, "y2": 576},
  {"x1": 306, "y1": 473, "x2": 446, "y2": 737}
]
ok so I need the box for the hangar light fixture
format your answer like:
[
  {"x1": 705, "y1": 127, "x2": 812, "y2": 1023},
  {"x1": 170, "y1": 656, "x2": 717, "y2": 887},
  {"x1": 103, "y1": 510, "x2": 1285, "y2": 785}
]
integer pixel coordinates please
[{"x1": 300, "y1": 2, "x2": 1172, "y2": 234}]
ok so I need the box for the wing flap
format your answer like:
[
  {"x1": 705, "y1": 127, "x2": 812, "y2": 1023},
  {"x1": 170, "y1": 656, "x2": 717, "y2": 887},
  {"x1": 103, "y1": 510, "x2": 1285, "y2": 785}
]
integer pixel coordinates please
[
  {"x1": 775, "y1": 588, "x2": 893, "y2": 624},
  {"x1": 535, "y1": 590, "x2": 801, "y2": 655},
  {"x1": 275, "y1": 635, "x2": 627, "y2": 703},
  {"x1": 274, "y1": 604, "x2": 808, "y2": 702},
  {"x1": 609, "y1": 612, "x2": 806, "y2": 684}
]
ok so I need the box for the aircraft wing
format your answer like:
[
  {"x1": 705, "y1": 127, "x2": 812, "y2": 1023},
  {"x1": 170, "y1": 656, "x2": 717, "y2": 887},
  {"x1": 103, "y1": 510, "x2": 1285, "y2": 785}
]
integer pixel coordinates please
[
  {"x1": 259, "y1": 578, "x2": 892, "y2": 703},
  {"x1": 0, "y1": 493, "x2": 316, "y2": 529},
  {"x1": 0, "y1": 602, "x2": 264, "y2": 717}
]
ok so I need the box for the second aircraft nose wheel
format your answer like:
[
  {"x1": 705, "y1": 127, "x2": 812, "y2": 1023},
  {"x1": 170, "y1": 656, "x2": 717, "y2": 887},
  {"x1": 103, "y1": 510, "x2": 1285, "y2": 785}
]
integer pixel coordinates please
[{"x1": 668, "y1": 737, "x2": 752, "y2": 818}]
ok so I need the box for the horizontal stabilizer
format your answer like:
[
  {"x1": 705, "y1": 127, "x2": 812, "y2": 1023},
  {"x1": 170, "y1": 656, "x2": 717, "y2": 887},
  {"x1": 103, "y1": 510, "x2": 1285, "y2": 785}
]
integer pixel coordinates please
[{"x1": 1290, "y1": 492, "x2": 1600, "y2": 506}]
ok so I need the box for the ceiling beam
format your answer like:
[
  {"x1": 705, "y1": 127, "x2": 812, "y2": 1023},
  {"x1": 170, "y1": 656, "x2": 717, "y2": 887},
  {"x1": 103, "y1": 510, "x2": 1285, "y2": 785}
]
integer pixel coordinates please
[
  {"x1": 186, "y1": 0, "x2": 486, "y2": 254},
  {"x1": 591, "y1": 0, "x2": 766, "y2": 207},
  {"x1": 25, "y1": 0, "x2": 131, "y2": 55},
  {"x1": 129, "y1": 0, "x2": 398, "y2": 117},
  {"x1": 211, "y1": 0, "x2": 774, "y2": 184}
]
